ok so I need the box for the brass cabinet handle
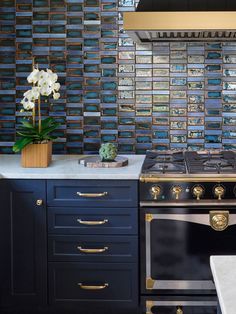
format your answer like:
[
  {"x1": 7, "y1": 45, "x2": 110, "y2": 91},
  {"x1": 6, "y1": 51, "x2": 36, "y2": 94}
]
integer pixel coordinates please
[
  {"x1": 76, "y1": 192, "x2": 108, "y2": 198},
  {"x1": 210, "y1": 210, "x2": 229, "y2": 231},
  {"x1": 36, "y1": 199, "x2": 43, "y2": 206},
  {"x1": 77, "y1": 246, "x2": 108, "y2": 253},
  {"x1": 176, "y1": 306, "x2": 183, "y2": 314},
  {"x1": 78, "y1": 283, "x2": 109, "y2": 290},
  {"x1": 77, "y1": 219, "x2": 108, "y2": 225}
]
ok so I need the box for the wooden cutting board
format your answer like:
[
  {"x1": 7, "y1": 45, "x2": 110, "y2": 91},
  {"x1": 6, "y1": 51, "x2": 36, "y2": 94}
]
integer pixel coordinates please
[{"x1": 79, "y1": 156, "x2": 128, "y2": 168}]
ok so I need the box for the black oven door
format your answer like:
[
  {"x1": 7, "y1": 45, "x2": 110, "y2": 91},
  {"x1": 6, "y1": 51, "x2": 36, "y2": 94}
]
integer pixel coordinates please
[{"x1": 141, "y1": 206, "x2": 236, "y2": 294}]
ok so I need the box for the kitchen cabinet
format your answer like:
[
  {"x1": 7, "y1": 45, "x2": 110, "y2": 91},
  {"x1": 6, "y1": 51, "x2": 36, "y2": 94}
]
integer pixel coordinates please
[
  {"x1": 47, "y1": 180, "x2": 139, "y2": 313},
  {"x1": 0, "y1": 179, "x2": 139, "y2": 314},
  {"x1": 0, "y1": 180, "x2": 47, "y2": 309}
]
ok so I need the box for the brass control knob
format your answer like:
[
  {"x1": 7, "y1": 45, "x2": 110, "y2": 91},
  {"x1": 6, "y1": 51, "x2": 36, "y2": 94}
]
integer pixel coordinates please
[
  {"x1": 193, "y1": 185, "x2": 204, "y2": 201},
  {"x1": 172, "y1": 186, "x2": 183, "y2": 200},
  {"x1": 176, "y1": 306, "x2": 183, "y2": 314},
  {"x1": 214, "y1": 185, "x2": 225, "y2": 200},
  {"x1": 150, "y1": 185, "x2": 161, "y2": 200}
]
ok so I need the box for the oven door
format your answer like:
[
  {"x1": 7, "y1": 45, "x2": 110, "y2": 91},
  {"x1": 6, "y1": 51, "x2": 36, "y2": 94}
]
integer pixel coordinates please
[{"x1": 141, "y1": 206, "x2": 236, "y2": 294}]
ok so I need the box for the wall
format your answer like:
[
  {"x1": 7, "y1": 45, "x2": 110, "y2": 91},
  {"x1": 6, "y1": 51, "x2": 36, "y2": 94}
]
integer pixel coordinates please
[{"x1": 0, "y1": 0, "x2": 236, "y2": 154}]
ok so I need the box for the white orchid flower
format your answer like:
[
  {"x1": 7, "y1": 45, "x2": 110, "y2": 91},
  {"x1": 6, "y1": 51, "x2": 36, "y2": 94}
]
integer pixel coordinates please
[
  {"x1": 53, "y1": 92, "x2": 60, "y2": 100},
  {"x1": 27, "y1": 68, "x2": 39, "y2": 84},
  {"x1": 31, "y1": 86, "x2": 40, "y2": 99},
  {"x1": 52, "y1": 82, "x2": 60, "y2": 91},
  {"x1": 21, "y1": 98, "x2": 35, "y2": 110},
  {"x1": 23, "y1": 87, "x2": 40, "y2": 101},
  {"x1": 40, "y1": 85, "x2": 53, "y2": 96},
  {"x1": 38, "y1": 70, "x2": 49, "y2": 82},
  {"x1": 23, "y1": 89, "x2": 33, "y2": 99},
  {"x1": 47, "y1": 69, "x2": 58, "y2": 83}
]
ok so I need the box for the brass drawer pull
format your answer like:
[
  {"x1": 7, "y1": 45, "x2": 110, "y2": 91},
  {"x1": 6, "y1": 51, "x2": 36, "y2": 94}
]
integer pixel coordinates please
[
  {"x1": 77, "y1": 219, "x2": 108, "y2": 226},
  {"x1": 78, "y1": 283, "x2": 109, "y2": 290},
  {"x1": 77, "y1": 192, "x2": 108, "y2": 198},
  {"x1": 77, "y1": 246, "x2": 108, "y2": 253}
]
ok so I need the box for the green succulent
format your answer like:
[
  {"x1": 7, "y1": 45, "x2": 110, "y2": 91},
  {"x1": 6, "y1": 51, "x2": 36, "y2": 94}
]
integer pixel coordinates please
[{"x1": 99, "y1": 143, "x2": 117, "y2": 162}]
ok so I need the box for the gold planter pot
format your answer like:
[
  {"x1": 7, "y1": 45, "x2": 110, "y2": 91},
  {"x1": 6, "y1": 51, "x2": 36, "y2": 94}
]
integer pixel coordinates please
[{"x1": 21, "y1": 141, "x2": 52, "y2": 168}]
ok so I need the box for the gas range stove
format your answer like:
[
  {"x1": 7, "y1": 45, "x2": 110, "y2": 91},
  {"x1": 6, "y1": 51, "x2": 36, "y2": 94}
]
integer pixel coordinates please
[{"x1": 140, "y1": 150, "x2": 236, "y2": 204}]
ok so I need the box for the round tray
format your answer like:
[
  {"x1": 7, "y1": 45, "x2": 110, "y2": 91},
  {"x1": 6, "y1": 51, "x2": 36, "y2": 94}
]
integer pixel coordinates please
[{"x1": 79, "y1": 156, "x2": 128, "y2": 168}]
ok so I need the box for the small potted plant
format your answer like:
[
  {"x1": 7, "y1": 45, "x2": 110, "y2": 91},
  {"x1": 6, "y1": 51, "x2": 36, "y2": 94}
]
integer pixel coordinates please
[
  {"x1": 13, "y1": 61, "x2": 60, "y2": 167},
  {"x1": 99, "y1": 143, "x2": 118, "y2": 162}
]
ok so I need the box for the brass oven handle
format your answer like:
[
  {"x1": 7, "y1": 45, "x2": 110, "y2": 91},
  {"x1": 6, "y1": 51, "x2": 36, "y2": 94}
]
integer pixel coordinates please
[
  {"x1": 176, "y1": 307, "x2": 183, "y2": 314},
  {"x1": 77, "y1": 192, "x2": 108, "y2": 198},
  {"x1": 78, "y1": 283, "x2": 109, "y2": 290},
  {"x1": 210, "y1": 211, "x2": 229, "y2": 231},
  {"x1": 77, "y1": 246, "x2": 108, "y2": 253},
  {"x1": 77, "y1": 219, "x2": 108, "y2": 225}
]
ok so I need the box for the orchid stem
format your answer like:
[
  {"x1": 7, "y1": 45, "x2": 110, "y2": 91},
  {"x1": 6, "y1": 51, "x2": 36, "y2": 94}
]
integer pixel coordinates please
[
  {"x1": 32, "y1": 107, "x2": 36, "y2": 126},
  {"x1": 38, "y1": 95, "x2": 41, "y2": 133}
]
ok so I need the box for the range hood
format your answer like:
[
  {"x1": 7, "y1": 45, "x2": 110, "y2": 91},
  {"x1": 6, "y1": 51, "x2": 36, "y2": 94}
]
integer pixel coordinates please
[{"x1": 123, "y1": 0, "x2": 236, "y2": 42}]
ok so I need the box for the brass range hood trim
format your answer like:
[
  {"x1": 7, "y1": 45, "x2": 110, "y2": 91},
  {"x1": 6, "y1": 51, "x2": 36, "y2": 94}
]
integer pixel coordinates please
[
  {"x1": 140, "y1": 175, "x2": 236, "y2": 183},
  {"x1": 123, "y1": 12, "x2": 236, "y2": 42}
]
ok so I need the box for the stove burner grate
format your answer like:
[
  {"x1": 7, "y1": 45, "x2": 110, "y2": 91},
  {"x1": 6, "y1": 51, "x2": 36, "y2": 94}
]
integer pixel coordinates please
[
  {"x1": 142, "y1": 151, "x2": 186, "y2": 174},
  {"x1": 185, "y1": 151, "x2": 236, "y2": 174}
]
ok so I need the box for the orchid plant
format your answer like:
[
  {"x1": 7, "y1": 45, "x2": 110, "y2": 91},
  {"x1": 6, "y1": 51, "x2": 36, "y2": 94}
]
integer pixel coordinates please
[{"x1": 13, "y1": 64, "x2": 60, "y2": 153}]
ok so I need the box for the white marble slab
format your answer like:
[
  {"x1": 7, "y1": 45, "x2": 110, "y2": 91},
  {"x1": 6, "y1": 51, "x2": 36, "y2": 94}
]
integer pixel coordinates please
[
  {"x1": 0, "y1": 154, "x2": 145, "y2": 179},
  {"x1": 210, "y1": 256, "x2": 236, "y2": 314}
]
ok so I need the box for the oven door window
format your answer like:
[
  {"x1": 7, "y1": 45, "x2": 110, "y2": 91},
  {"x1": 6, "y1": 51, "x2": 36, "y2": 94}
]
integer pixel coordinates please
[{"x1": 144, "y1": 209, "x2": 236, "y2": 291}]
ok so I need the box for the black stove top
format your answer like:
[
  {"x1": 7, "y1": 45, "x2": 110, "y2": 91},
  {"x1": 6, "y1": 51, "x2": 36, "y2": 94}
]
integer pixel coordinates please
[
  {"x1": 142, "y1": 151, "x2": 186, "y2": 174},
  {"x1": 142, "y1": 150, "x2": 236, "y2": 174}
]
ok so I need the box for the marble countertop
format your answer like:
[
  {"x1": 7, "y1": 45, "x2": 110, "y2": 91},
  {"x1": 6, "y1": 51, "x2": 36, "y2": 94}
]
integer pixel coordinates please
[
  {"x1": 210, "y1": 256, "x2": 236, "y2": 314},
  {"x1": 0, "y1": 154, "x2": 145, "y2": 179}
]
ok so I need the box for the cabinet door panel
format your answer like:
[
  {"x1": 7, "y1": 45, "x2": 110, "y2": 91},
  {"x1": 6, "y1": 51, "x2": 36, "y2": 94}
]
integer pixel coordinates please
[{"x1": 0, "y1": 180, "x2": 47, "y2": 308}]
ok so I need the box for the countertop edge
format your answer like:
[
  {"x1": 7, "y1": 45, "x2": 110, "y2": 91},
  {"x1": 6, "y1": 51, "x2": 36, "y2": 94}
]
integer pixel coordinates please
[{"x1": 210, "y1": 256, "x2": 236, "y2": 314}]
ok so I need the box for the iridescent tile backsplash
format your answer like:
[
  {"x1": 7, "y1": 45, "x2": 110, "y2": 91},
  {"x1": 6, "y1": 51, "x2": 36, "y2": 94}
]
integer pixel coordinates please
[{"x1": 1, "y1": 0, "x2": 236, "y2": 154}]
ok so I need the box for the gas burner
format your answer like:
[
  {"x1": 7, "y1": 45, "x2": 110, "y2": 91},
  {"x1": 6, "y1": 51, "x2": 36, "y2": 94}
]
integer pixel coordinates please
[
  {"x1": 203, "y1": 158, "x2": 233, "y2": 174},
  {"x1": 185, "y1": 151, "x2": 236, "y2": 174},
  {"x1": 142, "y1": 151, "x2": 186, "y2": 174}
]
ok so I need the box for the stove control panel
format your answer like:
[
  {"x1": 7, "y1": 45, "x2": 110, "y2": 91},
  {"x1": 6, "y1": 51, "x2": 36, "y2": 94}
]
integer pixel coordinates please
[{"x1": 141, "y1": 181, "x2": 235, "y2": 202}]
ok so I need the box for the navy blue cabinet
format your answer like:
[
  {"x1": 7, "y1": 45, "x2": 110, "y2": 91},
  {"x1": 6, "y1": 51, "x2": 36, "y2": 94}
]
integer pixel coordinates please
[
  {"x1": 0, "y1": 179, "x2": 139, "y2": 314},
  {"x1": 0, "y1": 180, "x2": 47, "y2": 309},
  {"x1": 47, "y1": 180, "x2": 139, "y2": 313}
]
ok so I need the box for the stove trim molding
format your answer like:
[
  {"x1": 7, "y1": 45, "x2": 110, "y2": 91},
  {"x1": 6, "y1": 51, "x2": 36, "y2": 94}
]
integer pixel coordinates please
[{"x1": 140, "y1": 175, "x2": 236, "y2": 183}]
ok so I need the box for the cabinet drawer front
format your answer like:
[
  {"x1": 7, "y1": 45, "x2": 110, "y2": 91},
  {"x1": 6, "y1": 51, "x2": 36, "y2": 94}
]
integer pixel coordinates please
[
  {"x1": 47, "y1": 180, "x2": 137, "y2": 207},
  {"x1": 142, "y1": 297, "x2": 218, "y2": 314},
  {"x1": 48, "y1": 207, "x2": 137, "y2": 235},
  {"x1": 48, "y1": 235, "x2": 138, "y2": 262},
  {"x1": 49, "y1": 263, "x2": 138, "y2": 305}
]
